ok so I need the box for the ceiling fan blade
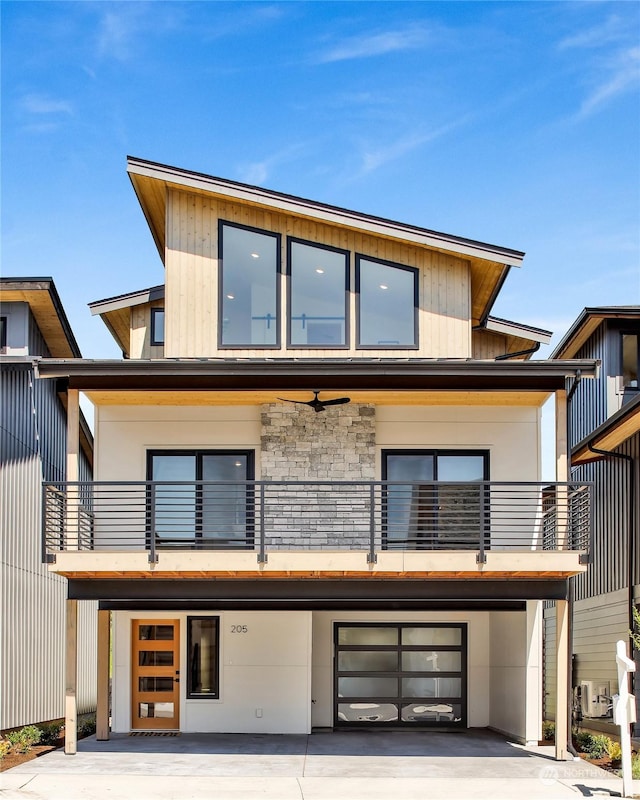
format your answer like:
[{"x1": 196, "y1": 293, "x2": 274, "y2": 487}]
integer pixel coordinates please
[
  {"x1": 277, "y1": 397, "x2": 311, "y2": 405},
  {"x1": 319, "y1": 397, "x2": 351, "y2": 406}
]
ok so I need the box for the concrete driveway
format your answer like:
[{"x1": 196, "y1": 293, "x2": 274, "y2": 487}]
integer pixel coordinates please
[{"x1": 0, "y1": 729, "x2": 626, "y2": 800}]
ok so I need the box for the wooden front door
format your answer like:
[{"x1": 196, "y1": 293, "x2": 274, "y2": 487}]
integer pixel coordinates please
[{"x1": 131, "y1": 619, "x2": 180, "y2": 730}]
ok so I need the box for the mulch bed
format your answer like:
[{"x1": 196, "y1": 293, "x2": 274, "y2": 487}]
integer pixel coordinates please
[{"x1": 0, "y1": 743, "x2": 59, "y2": 772}]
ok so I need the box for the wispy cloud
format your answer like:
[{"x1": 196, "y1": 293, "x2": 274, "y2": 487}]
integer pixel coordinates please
[
  {"x1": 576, "y1": 46, "x2": 640, "y2": 119},
  {"x1": 21, "y1": 94, "x2": 73, "y2": 115},
  {"x1": 236, "y1": 142, "x2": 314, "y2": 186},
  {"x1": 316, "y1": 24, "x2": 431, "y2": 64},
  {"x1": 558, "y1": 15, "x2": 628, "y2": 51},
  {"x1": 358, "y1": 118, "x2": 469, "y2": 176},
  {"x1": 95, "y1": 3, "x2": 182, "y2": 62}
]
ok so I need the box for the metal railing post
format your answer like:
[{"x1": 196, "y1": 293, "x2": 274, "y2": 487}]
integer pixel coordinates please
[
  {"x1": 477, "y1": 481, "x2": 487, "y2": 564},
  {"x1": 367, "y1": 483, "x2": 377, "y2": 564},
  {"x1": 148, "y1": 483, "x2": 157, "y2": 564},
  {"x1": 258, "y1": 483, "x2": 267, "y2": 563}
]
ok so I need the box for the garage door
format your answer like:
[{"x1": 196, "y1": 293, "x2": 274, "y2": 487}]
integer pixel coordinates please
[{"x1": 335, "y1": 623, "x2": 466, "y2": 727}]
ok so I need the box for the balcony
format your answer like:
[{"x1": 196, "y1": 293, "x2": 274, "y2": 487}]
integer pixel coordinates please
[{"x1": 42, "y1": 480, "x2": 591, "y2": 580}]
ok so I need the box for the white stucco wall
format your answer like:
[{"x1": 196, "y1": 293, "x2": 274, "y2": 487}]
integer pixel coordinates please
[
  {"x1": 112, "y1": 610, "x2": 312, "y2": 734},
  {"x1": 488, "y1": 605, "x2": 542, "y2": 742}
]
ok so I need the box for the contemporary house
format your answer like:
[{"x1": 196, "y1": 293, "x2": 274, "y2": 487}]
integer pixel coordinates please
[
  {"x1": 0, "y1": 278, "x2": 96, "y2": 731},
  {"x1": 37, "y1": 158, "x2": 599, "y2": 758},
  {"x1": 544, "y1": 307, "x2": 640, "y2": 734}
]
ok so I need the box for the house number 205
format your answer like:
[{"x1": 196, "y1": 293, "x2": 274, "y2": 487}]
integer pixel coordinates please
[{"x1": 231, "y1": 625, "x2": 248, "y2": 633}]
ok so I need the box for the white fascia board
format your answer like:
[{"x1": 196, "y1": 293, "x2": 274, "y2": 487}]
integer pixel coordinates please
[
  {"x1": 127, "y1": 158, "x2": 525, "y2": 268},
  {"x1": 484, "y1": 317, "x2": 552, "y2": 344},
  {"x1": 89, "y1": 285, "x2": 165, "y2": 316}
]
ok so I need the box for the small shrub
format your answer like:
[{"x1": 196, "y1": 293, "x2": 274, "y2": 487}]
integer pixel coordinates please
[
  {"x1": 632, "y1": 752, "x2": 640, "y2": 780},
  {"x1": 605, "y1": 738, "x2": 622, "y2": 762},
  {"x1": 77, "y1": 713, "x2": 96, "y2": 738},
  {"x1": 542, "y1": 721, "x2": 555, "y2": 741},
  {"x1": 573, "y1": 730, "x2": 593, "y2": 752},
  {"x1": 0, "y1": 739, "x2": 11, "y2": 760},
  {"x1": 584, "y1": 733, "x2": 610, "y2": 759},
  {"x1": 6, "y1": 725, "x2": 42, "y2": 754},
  {"x1": 38, "y1": 721, "x2": 63, "y2": 746}
]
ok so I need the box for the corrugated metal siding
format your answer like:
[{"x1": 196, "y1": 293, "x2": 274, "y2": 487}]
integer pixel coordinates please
[
  {"x1": 1, "y1": 358, "x2": 96, "y2": 729},
  {"x1": 570, "y1": 325, "x2": 608, "y2": 446}
]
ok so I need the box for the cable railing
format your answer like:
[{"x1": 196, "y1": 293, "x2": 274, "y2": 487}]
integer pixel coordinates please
[{"x1": 42, "y1": 480, "x2": 592, "y2": 565}]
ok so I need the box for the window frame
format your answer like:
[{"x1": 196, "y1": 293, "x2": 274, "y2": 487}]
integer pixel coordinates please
[
  {"x1": 620, "y1": 331, "x2": 640, "y2": 390},
  {"x1": 355, "y1": 254, "x2": 419, "y2": 350},
  {"x1": 218, "y1": 219, "x2": 282, "y2": 350},
  {"x1": 0, "y1": 316, "x2": 6, "y2": 353},
  {"x1": 150, "y1": 307, "x2": 165, "y2": 347},
  {"x1": 186, "y1": 616, "x2": 220, "y2": 700},
  {"x1": 146, "y1": 449, "x2": 256, "y2": 549},
  {"x1": 286, "y1": 236, "x2": 351, "y2": 350},
  {"x1": 381, "y1": 449, "x2": 490, "y2": 551}
]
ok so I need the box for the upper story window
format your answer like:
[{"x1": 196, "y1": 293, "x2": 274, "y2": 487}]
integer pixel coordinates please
[
  {"x1": 356, "y1": 256, "x2": 418, "y2": 348},
  {"x1": 219, "y1": 221, "x2": 280, "y2": 348},
  {"x1": 622, "y1": 332, "x2": 639, "y2": 389},
  {"x1": 0, "y1": 317, "x2": 6, "y2": 353},
  {"x1": 287, "y1": 238, "x2": 349, "y2": 348},
  {"x1": 150, "y1": 308, "x2": 165, "y2": 346}
]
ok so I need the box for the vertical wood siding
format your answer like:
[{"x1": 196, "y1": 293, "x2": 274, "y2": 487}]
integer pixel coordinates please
[
  {"x1": 164, "y1": 189, "x2": 471, "y2": 359},
  {"x1": 569, "y1": 325, "x2": 608, "y2": 446},
  {"x1": 130, "y1": 299, "x2": 164, "y2": 359},
  {"x1": 1, "y1": 355, "x2": 96, "y2": 729}
]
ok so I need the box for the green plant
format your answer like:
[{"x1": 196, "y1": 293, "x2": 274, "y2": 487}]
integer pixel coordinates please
[
  {"x1": 584, "y1": 733, "x2": 610, "y2": 759},
  {"x1": 573, "y1": 730, "x2": 593, "y2": 752},
  {"x1": 632, "y1": 752, "x2": 640, "y2": 780},
  {"x1": 6, "y1": 725, "x2": 42, "y2": 754},
  {"x1": 542, "y1": 721, "x2": 555, "y2": 741},
  {"x1": 0, "y1": 739, "x2": 11, "y2": 760},
  {"x1": 37, "y1": 721, "x2": 63, "y2": 746},
  {"x1": 77, "y1": 713, "x2": 96, "y2": 738},
  {"x1": 605, "y1": 738, "x2": 622, "y2": 762},
  {"x1": 630, "y1": 606, "x2": 640, "y2": 651}
]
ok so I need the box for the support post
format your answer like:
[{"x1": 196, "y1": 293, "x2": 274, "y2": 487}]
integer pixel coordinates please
[
  {"x1": 96, "y1": 609, "x2": 110, "y2": 740},
  {"x1": 525, "y1": 600, "x2": 543, "y2": 746},
  {"x1": 66, "y1": 389, "x2": 80, "y2": 550},
  {"x1": 555, "y1": 598, "x2": 569, "y2": 760},
  {"x1": 65, "y1": 599, "x2": 78, "y2": 755},
  {"x1": 555, "y1": 389, "x2": 568, "y2": 549}
]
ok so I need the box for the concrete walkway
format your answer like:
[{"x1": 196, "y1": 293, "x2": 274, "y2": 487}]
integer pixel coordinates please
[{"x1": 0, "y1": 729, "x2": 627, "y2": 800}]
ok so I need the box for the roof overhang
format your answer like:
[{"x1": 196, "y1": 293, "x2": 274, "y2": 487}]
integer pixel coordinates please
[
  {"x1": 35, "y1": 357, "x2": 598, "y2": 397},
  {"x1": 0, "y1": 278, "x2": 81, "y2": 358},
  {"x1": 484, "y1": 316, "x2": 552, "y2": 345},
  {"x1": 126, "y1": 156, "x2": 524, "y2": 326},
  {"x1": 572, "y1": 396, "x2": 640, "y2": 465},
  {"x1": 552, "y1": 307, "x2": 640, "y2": 359}
]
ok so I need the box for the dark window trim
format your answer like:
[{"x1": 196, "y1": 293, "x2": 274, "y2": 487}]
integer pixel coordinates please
[
  {"x1": 0, "y1": 316, "x2": 6, "y2": 353},
  {"x1": 150, "y1": 307, "x2": 165, "y2": 346},
  {"x1": 620, "y1": 330, "x2": 640, "y2": 390},
  {"x1": 381, "y1": 449, "x2": 490, "y2": 481},
  {"x1": 355, "y1": 254, "x2": 419, "y2": 350},
  {"x1": 333, "y1": 622, "x2": 468, "y2": 728},
  {"x1": 146, "y1": 449, "x2": 256, "y2": 549},
  {"x1": 381, "y1": 450, "x2": 490, "y2": 552},
  {"x1": 218, "y1": 219, "x2": 282, "y2": 350},
  {"x1": 187, "y1": 616, "x2": 220, "y2": 699},
  {"x1": 286, "y1": 236, "x2": 351, "y2": 350}
]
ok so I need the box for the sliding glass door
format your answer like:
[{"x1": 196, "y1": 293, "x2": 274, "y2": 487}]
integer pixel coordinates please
[
  {"x1": 382, "y1": 450, "x2": 488, "y2": 549},
  {"x1": 148, "y1": 450, "x2": 254, "y2": 548}
]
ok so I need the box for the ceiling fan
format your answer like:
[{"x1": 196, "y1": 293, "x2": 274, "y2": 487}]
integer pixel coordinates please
[{"x1": 277, "y1": 390, "x2": 351, "y2": 413}]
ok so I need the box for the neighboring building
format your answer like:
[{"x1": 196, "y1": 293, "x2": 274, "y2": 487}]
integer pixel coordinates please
[
  {"x1": 38, "y1": 158, "x2": 599, "y2": 758},
  {"x1": 0, "y1": 278, "x2": 97, "y2": 731},
  {"x1": 545, "y1": 307, "x2": 640, "y2": 734}
]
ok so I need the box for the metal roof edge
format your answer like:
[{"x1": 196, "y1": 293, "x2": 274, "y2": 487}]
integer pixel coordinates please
[{"x1": 89, "y1": 284, "x2": 165, "y2": 315}]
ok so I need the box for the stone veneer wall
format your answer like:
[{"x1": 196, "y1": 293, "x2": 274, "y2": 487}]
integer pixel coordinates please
[{"x1": 260, "y1": 403, "x2": 376, "y2": 549}]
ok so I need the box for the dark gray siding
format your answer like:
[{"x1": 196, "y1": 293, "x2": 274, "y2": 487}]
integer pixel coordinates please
[
  {"x1": 569, "y1": 325, "x2": 608, "y2": 446},
  {"x1": 0, "y1": 312, "x2": 95, "y2": 729}
]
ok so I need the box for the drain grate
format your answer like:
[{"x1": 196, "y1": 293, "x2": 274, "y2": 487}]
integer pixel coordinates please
[{"x1": 129, "y1": 731, "x2": 180, "y2": 737}]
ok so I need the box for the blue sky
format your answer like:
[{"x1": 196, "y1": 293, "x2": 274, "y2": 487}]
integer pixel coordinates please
[{"x1": 2, "y1": 0, "x2": 639, "y2": 363}]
